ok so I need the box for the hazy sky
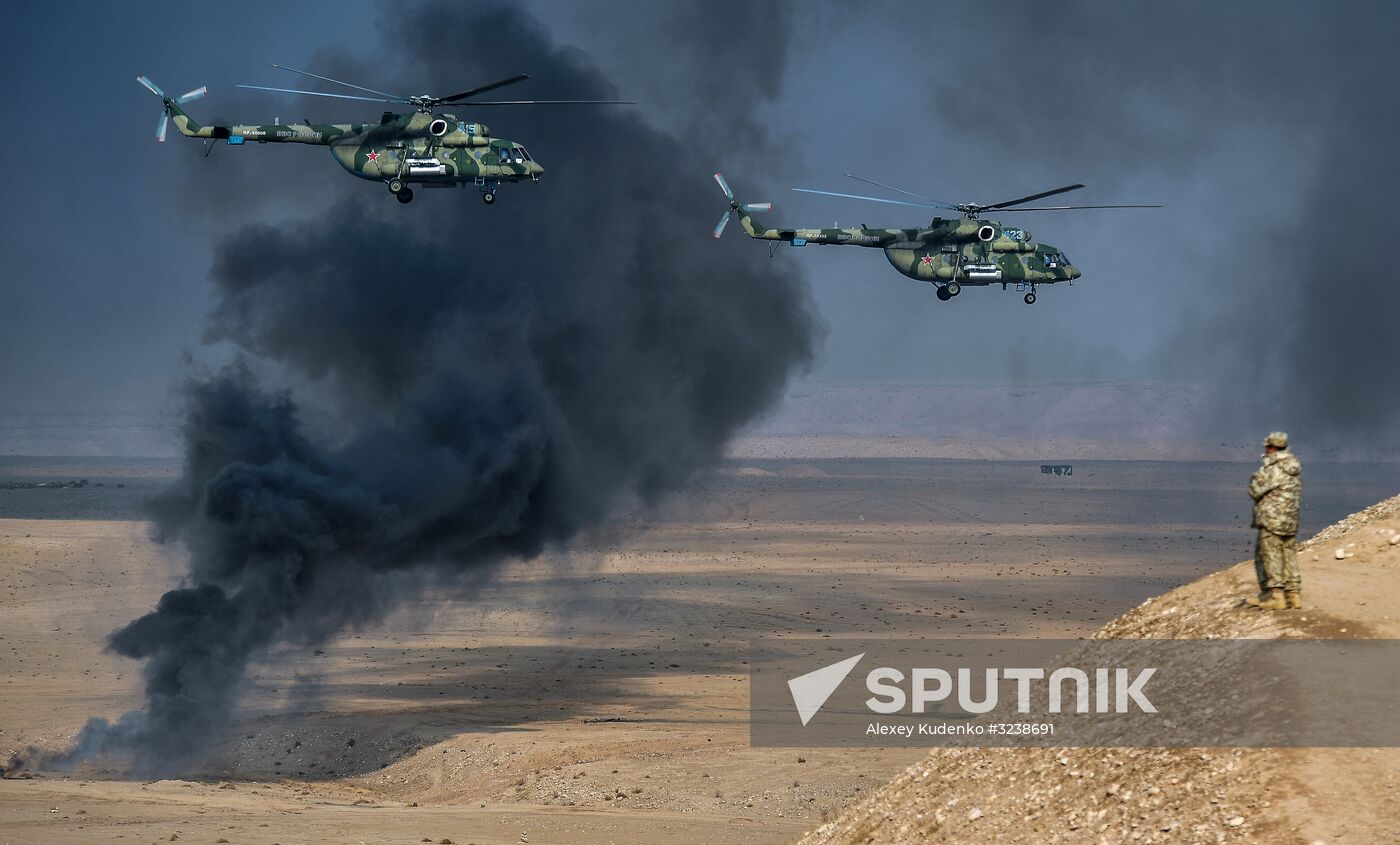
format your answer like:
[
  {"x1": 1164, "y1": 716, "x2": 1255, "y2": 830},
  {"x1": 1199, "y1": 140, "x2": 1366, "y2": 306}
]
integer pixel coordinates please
[{"x1": 3, "y1": 1, "x2": 1396, "y2": 439}]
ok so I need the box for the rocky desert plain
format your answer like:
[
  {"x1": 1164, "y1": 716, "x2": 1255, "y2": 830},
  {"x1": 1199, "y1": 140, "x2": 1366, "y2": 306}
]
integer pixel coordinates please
[{"x1": 1, "y1": 384, "x2": 1397, "y2": 844}]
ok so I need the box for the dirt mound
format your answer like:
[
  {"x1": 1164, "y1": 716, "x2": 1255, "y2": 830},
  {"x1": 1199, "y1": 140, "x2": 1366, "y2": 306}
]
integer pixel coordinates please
[{"x1": 799, "y1": 492, "x2": 1400, "y2": 845}]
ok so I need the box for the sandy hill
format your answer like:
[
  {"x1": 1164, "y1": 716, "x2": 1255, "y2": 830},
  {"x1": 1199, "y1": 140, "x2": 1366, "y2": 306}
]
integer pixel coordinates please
[{"x1": 798, "y1": 493, "x2": 1400, "y2": 845}]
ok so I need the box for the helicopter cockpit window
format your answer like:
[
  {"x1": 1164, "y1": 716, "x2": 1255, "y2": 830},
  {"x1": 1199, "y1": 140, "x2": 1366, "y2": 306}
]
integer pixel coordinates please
[{"x1": 516, "y1": 146, "x2": 532, "y2": 162}]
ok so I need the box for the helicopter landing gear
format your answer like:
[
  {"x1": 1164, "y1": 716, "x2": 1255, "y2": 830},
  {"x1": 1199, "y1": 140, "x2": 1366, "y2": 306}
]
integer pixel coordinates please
[
  {"x1": 476, "y1": 177, "x2": 501, "y2": 205},
  {"x1": 1023, "y1": 291, "x2": 1037, "y2": 305},
  {"x1": 945, "y1": 281, "x2": 961, "y2": 297},
  {"x1": 388, "y1": 177, "x2": 413, "y2": 203},
  {"x1": 936, "y1": 286, "x2": 952, "y2": 301}
]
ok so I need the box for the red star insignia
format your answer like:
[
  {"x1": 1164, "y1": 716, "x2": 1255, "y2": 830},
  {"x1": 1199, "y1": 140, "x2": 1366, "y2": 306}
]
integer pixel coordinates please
[
  {"x1": 366, "y1": 150, "x2": 379, "y2": 162},
  {"x1": 919, "y1": 254, "x2": 935, "y2": 267}
]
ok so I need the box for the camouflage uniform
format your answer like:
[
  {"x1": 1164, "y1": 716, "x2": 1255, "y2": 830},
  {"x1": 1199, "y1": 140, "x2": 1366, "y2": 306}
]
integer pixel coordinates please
[{"x1": 1249, "y1": 437, "x2": 1302, "y2": 593}]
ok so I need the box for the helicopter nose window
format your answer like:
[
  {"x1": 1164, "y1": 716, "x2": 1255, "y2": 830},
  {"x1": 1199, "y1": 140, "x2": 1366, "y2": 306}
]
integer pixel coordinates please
[{"x1": 517, "y1": 146, "x2": 532, "y2": 162}]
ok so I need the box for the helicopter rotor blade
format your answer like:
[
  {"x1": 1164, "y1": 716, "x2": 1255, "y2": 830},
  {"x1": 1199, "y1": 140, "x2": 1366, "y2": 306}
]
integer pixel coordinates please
[
  {"x1": 743, "y1": 202, "x2": 772, "y2": 212},
  {"x1": 842, "y1": 173, "x2": 959, "y2": 209},
  {"x1": 980, "y1": 184, "x2": 1086, "y2": 211},
  {"x1": 236, "y1": 84, "x2": 405, "y2": 104},
  {"x1": 268, "y1": 63, "x2": 406, "y2": 101},
  {"x1": 992, "y1": 204, "x2": 1164, "y2": 212},
  {"x1": 713, "y1": 210, "x2": 732, "y2": 238},
  {"x1": 792, "y1": 187, "x2": 948, "y2": 210},
  {"x1": 438, "y1": 74, "x2": 531, "y2": 103},
  {"x1": 136, "y1": 75, "x2": 165, "y2": 98},
  {"x1": 156, "y1": 110, "x2": 169, "y2": 142},
  {"x1": 714, "y1": 172, "x2": 734, "y2": 201},
  {"x1": 454, "y1": 99, "x2": 635, "y2": 105},
  {"x1": 176, "y1": 86, "x2": 207, "y2": 104}
]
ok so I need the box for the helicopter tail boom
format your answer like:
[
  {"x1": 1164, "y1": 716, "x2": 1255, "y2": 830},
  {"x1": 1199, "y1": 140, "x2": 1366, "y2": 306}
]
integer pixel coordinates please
[
  {"x1": 164, "y1": 99, "x2": 213, "y2": 139},
  {"x1": 137, "y1": 75, "x2": 220, "y2": 141}
]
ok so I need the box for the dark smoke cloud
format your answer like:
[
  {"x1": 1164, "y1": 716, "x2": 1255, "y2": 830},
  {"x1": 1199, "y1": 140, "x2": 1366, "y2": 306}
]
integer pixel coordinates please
[
  {"x1": 1258, "y1": 8, "x2": 1400, "y2": 438},
  {"x1": 27, "y1": 1, "x2": 815, "y2": 774},
  {"x1": 925, "y1": 5, "x2": 1333, "y2": 180},
  {"x1": 915, "y1": 2, "x2": 1400, "y2": 441},
  {"x1": 647, "y1": 3, "x2": 795, "y2": 152}
]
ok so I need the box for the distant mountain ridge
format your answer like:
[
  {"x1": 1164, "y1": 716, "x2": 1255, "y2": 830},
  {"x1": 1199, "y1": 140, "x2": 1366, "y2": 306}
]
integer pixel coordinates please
[
  {"x1": 4, "y1": 382, "x2": 1391, "y2": 462},
  {"x1": 734, "y1": 381, "x2": 1395, "y2": 462}
]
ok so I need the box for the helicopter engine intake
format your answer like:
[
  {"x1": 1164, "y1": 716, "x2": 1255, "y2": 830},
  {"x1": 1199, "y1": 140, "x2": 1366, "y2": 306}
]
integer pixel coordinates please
[{"x1": 947, "y1": 220, "x2": 998, "y2": 241}]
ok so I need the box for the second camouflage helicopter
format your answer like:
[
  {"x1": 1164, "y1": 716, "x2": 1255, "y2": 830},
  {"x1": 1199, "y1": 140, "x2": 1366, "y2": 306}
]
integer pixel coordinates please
[
  {"x1": 138, "y1": 64, "x2": 630, "y2": 204},
  {"x1": 713, "y1": 173, "x2": 1158, "y2": 304}
]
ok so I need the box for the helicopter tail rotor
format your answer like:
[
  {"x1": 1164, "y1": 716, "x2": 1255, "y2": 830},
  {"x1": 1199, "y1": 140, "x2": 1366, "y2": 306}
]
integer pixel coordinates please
[
  {"x1": 138, "y1": 76, "x2": 207, "y2": 142},
  {"x1": 712, "y1": 173, "x2": 771, "y2": 238},
  {"x1": 713, "y1": 172, "x2": 734, "y2": 237},
  {"x1": 713, "y1": 209, "x2": 733, "y2": 239}
]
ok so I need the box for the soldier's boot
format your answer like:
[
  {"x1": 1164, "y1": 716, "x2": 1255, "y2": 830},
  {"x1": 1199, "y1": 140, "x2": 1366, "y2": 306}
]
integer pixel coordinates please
[
  {"x1": 1248, "y1": 587, "x2": 1282, "y2": 607},
  {"x1": 1285, "y1": 590, "x2": 1303, "y2": 610},
  {"x1": 1246, "y1": 588, "x2": 1286, "y2": 610}
]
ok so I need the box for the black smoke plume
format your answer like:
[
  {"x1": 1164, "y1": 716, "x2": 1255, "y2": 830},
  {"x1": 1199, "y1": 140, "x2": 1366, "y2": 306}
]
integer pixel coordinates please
[
  {"x1": 30, "y1": 1, "x2": 814, "y2": 774},
  {"x1": 920, "y1": 1, "x2": 1400, "y2": 441}
]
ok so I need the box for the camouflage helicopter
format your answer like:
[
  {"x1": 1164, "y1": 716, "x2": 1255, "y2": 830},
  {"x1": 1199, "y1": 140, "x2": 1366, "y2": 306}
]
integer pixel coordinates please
[
  {"x1": 712, "y1": 173, "x2": 1158, "y2": 304},
  {"x1": 137, "y1": 65, "x2": 629, "y2": 204}
]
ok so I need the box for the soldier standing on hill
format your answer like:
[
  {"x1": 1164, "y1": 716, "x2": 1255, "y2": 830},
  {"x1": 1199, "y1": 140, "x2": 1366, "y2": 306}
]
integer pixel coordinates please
[{"x1": 1245, "y1": 432, "x2": 1303, "y2": 610}]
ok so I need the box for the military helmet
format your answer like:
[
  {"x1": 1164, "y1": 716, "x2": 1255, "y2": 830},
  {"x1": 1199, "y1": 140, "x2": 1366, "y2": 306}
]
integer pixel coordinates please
[{"x1": 1263, "y1": 431, "x2": 1289, "y2": 448}]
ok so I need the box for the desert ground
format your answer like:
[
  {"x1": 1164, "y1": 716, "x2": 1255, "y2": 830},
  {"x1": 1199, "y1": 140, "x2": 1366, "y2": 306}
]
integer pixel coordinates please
[
  {"x1": 801, "y1": 492, "x2": 1400, "y2": 845},
  {"x1": 1, "y1": 453, "x2": 1396, "y2": 844}
]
